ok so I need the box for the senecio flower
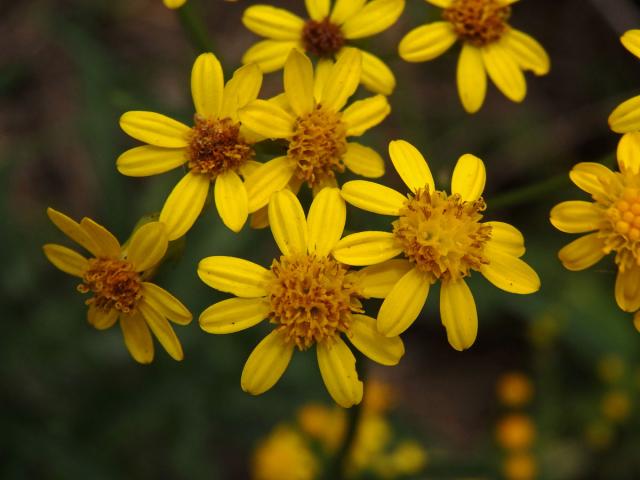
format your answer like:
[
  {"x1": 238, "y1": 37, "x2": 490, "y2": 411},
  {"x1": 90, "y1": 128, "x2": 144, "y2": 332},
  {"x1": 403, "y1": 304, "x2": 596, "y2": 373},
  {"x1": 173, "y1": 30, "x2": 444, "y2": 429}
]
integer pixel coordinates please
[
  {"x1": 242, "y1": 0, "x2": 404, "y2": 95},
  {"x1": 399, "y1": 0, "x2": 549, "y2": 113},
  {"x1": 333, "y1": 140, "x2": 540, "y2": 350},
  {"x1": 197, "y1": 188, "x2": 405, "y2": 407},
  {"x1": 239, "y1": 48, "x2": 390, "y2": 214},
  {"x1": 118, "y1": 53, "x2": 263, "y2": 238},
  {"x1": 163, "y1": 0, "x2": 186, "y2": 9},
  {"x1": 43, "y1": 209, "x2": 192, "y2": 363},
  {"x1": 609, "y1": 30, "x2": 640, "y2": 148},
  {"x1": 550, "y1": 146, "x2": 640, "y2": 313}
]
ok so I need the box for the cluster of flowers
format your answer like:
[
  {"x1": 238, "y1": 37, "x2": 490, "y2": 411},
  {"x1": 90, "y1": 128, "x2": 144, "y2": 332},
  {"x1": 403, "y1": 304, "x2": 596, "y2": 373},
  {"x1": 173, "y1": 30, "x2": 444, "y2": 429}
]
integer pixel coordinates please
[{"x1": 54, "y1": 0, "x2": 640, "y2": 410}]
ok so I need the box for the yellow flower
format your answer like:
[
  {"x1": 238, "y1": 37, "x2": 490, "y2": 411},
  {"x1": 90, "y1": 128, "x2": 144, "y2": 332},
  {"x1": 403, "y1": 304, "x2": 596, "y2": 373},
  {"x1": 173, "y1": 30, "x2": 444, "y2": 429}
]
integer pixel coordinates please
[
  {"x1": 496, "y1": 414, "x2": 535, "y2": 450},
  {"x1": 297, "y1": 404, "x2": 346, "y2": 451},
  {"x1": 197, "y1": 188, "x2": 405, "y2": 407},
  {"x1": 496, "y1": 371, "x2": 534, "y2": 407},
  {"x1": 398, "y1": 0, "x2": 549, "y2": 113},
  {"x1": 550, "y1": 150, "x2": 640, "y2": 313},
  {"x1": 251, "y1": 425, "x2": 318, "y2": 480},
  {"x1": 503, "y1": 451, "x2": 536, "y2": 480},
  {"x1": 239, "y1": 48, "x2": 390, "y2": 215},
  {"x1": 335, "y1": 140, "x2": 540, "y2": 350},
  {"x1": 118, "y1": 53, "x2": 264, "y2": 238},
  {"x1": 42, "y1": 209, "x2": 192, "y2": 363},
  {"x1": 601, "y1": 390, "x2": 631, "y2": 422},
  {"x1": 241, "y1": 0, "x2": 405, "y2": 95},
  {"x1": 163, "y1": 0, "x2": 186, "y2": 9}
]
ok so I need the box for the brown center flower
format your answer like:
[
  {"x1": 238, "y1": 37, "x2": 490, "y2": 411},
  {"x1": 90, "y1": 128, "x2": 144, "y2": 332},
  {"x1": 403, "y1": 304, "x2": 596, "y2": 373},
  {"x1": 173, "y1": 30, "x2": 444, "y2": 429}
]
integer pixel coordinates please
[
  {"x1": 442, "y1": 0, "x2": 511, "y2": 46},
  {"x1": 78, "y1": 258, "x2": 142, "y2": 314},
  {"x1": 302, "y1": 18, "x2": 346, "y2": 57}
]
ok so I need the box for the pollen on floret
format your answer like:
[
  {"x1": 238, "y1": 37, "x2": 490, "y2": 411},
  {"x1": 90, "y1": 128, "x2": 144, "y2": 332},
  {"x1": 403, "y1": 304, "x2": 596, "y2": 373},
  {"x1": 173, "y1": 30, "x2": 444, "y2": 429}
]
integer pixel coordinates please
[
  {"x1": 442, "y1": 0, "x2": 511, "y2": 46},
  {"x1": 266, "y1": 253, "x2": 363, "y2": 351},
  {"x1": 77, "y1": 258, "x2": 142, "y2": 314},
  {"x1": 302, "y1": 18, "x2": 345, "y2": 57},
  {"x1": 604, "y1": 184, "x2": 640, "y2": 268}
]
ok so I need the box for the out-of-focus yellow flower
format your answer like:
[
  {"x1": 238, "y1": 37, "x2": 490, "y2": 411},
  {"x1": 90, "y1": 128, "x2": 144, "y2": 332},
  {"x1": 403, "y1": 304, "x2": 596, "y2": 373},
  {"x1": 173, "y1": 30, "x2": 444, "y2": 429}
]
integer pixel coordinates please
[
  {"x1": 550, "y1": 149, "x2": 640, "y2": 313},
  {"x1": 118, "y1": 53, "x2": 264, "y2": 238},
  {"x1": 398, "y1": 0, "x2": 549, "y2": 113},
  {"x1": 347, "y1": 414, "x2": 392, "y2": 474},
  {"x1": 503, "y1": 451, "x2": 537, "y2": 480},
  {"x1": 374, "y1": 441, "x2": 428, "y2": 479},
  {"x1": 297, "y1": 403, "x2": 346, "y2": 451},
  {"x1": 496, "y1": 414, "x2": 536, "y2": 450},
  {"x1": 597, "y1": 355, "x2": 625, "y2": 384},
  {"x1": 43, "y1": 209, "x2": 192, "y2": 363},
  {"x1": 609, "y1": 30, "x2": 640, "y2": 148},
  {"x1": 336, "y1": 140, "x2": 540, "y2": 350},
  {"x1": 496, "y1": 371, "x2": 534, "y2": 407},
  {"x1": 251, "y1": 425, "x2": 318, "y2": 480},
  {"x1": 238, "y1": 48, "x2": 389, "y2": 215},
  {"x1": 241, "y1": 0, "x2": 405, "y2": 95},
  {"x1": 601, "y1": 390, "x2": 631, "y2": 422},
  {"x1": 363, "y1": 379, "x2": 395, "y2": 415},
  {"x1": 197, "y1": 188, "x2": 405, "y2": 407},
  {"x1": 163, "y1": 0, "x2": 186, "y2": 9}
]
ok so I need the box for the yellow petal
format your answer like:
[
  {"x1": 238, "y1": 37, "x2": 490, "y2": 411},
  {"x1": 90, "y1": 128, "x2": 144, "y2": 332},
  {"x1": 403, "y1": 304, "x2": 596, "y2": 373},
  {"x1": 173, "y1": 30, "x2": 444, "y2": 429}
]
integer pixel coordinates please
[
  {"x1": 139, "y1": 302, "x2": 184, "y2": 361},
  {"x1": 440, "y1": 279, "x2": 477, "y2": 351},
  {"x1": 46, "y1": 208, "x2": 100, "y2": 257},
  {"x1": 307, "y1": 188, "x2": 346, "y2": 256},
  {"x1": 43, "y1": 244, "x2": 88, "y2": 277},
  {"x1": 317, "y1": 338, "x2": 363, "y2": 408},
  {"x1": 306, "y1": 0, "x2": 330, "y2": 20},
  {"x1": 609, "y1": 95, "x2": 640, "y2": 133},
  {"x1": 159, "y1": 172, "x2": 210, "y2": 240},
  {"x1": 549, "y1": 201, "x2": 602, "y2": 233},
  {"x1": 388, "y1": 140, "x2": 435, "y2": 193},
  {"x1": 250, "y1": 206, "x2": 270, "y2": 229},
  {"x1": 241, "y1": 331, "x2": 294, "y2": 395},
  {"x1": 332, "y1": 231, "x2": 402, "y2": 266},
  {"x1": 621, "y1": 29, "x2": 640, "y2": 59},
  {"x1": 87, "y1": 305, "x2": 119, "y2": 330},
  {"x1": 360, "y1": 49, "x2": 396, "y2": 95},
  {"x1": 163, "y1": 0, "x2": 186, "y2": 8},
  {"x1": 120, "y1": 111, "x2": 190, "y2": 148},
  {"x1": 330, "y1": 0, "x2": 366, "y2": 25},
  {"x1": 615, "y1": 267, "x2": 640, "y2": 312},
  {"x1": 341, "y1": 180, "x2": 405, "y2": 215},
  {"x1": 239, "y1": 99, "x2": 296, "y2": 139},
  {"x1": 457, "y1": 43, "x2": 486, "y2": 114},
  {"x1": 342, "y1": 94, "x2": 390, "y2": 137},
  {"x1": 343, "y1": 142, "x2": 385, "y2": 178},
  {"x1": 377, "y1": 267, "x2": 429, "y2": 336},
  {"x1": 321, "y1": 48, "x2": 362, "y2": 112},
  {"x1": 215, "y1": 170, "x2": 248, "y2": 233},
  {"x1": 481, "y1": 42, "x2": 526, "y2": 102},
  {"x1": 358, "y1": 259, "x2": 413, "y2": 298},
  {"x1": 314, "y1": 58, "x2": 334, "y2": 103},
  {"x1": 341, "y1": 0, "x2": 405, "y2": 39},
  {"x1": 221, "y1": 63, "x2": 263, "y2": 120},
  {"x1": 348, "y1": 314, "x2": 404, "y2": 365},
  {"x1": 120, "y1": 313, "x2": 154, "y2": 364},
  {"x1": 485, "y1": 221, "x2": 525, "y2": 257},
  {"x1": 569, "y1": 162, "x2": 617, "y2": 198},
  {"x1": 480, "y1": 248, "x2": 540, "y2": 294},
  {"x1": 242, "y1": 40, "x2": 300, "y2": 73},
  {"x1": 191, "y1": 52, "x2": 224, "y2": 118},
  {"x1": 558, "y1": 233, "x2": 606, "y2": 272},
  {"x1": 200, "y1": 297, "x2": 269, "y2": 334},
  {"x1": 116, "y1": 146, "x2": 186, "y2": 177},
  {"x1": 501, "y1": 28, "x2": 550, "y2": 75},
  {"x1": 126, "y1": 222, "x2": 168, "y2": 272},
  {"x1": 141, "y1": 282, "x2": 192, "y2": 325},
  {"x1": 198, "y1": 256, "x2": 273, "y2": 297},
  {"x1": 245, "y1": 156, "x2": 296, "y2": 212},
  {"x1": 242, "y1": 5, "x2": 304, "y2": 40},
  {"x1": 398, "y1": 22, "x2": 457, "y2": 62},
  {"x1": 425, "y1": 0, "x2": 453, "y2": 6},
  {"x1": 284, "y1": 49, "x2": 315, "y2": 117},
  {"x1": 617, "y1": 132, "x2": 640, "y2": 175},
  {"x1": 451, "y1": 153, "x2": 486, "y2": 201},
  {"x1": 80, "y1": 218, "x2": 121, "y2": 258},
  {"x1": 269, "y1": 189, "x2": 308, "y2": 255}
]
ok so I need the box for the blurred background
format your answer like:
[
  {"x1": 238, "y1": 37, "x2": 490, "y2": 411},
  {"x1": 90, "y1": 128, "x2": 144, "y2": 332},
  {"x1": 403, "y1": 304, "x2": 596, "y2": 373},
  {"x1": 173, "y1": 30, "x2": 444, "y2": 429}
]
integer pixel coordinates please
[{"x1": 3, "y1": 0, "x2": 640, "y2": 478}]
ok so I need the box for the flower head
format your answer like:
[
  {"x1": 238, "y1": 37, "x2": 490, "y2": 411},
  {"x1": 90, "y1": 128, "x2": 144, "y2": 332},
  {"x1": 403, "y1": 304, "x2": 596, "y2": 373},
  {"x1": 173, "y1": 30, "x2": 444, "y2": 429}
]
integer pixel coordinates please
[
  {"x1": 242, "y1": 0, "x2": 405, "y2": 95},
  {"x1": 239, "y1": 48, "x2": 390, "y2": 215},
  {"x1": 334, "y1": 140, "x2": 540, "y2": 350},
  {"x1": 251, "y1": 426, "x2": 318, "y2": 480},
  {"x1": 197, "y1": 188, "x2": 405, "y2": 407},
  {"x1": 43, "y1": 209, "x2": 192, "y2": 363},
  {"x1": 163, "y1": 0, "x2": 186, "y2": 9},
  {"x1": 118, "y1": 52, "x2": 264, "y2": 238},
  {"x1": 398, "y1": 0, "x2": 550, "y2": 113}
]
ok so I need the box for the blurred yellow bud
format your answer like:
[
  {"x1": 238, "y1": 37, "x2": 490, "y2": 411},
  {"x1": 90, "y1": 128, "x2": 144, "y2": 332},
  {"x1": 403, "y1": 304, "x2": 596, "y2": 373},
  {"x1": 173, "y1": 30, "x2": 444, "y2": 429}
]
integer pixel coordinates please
[
  {"x1": 503, "y1": 452, "x2": 537, "y2": 480},
  {"x1": 496, "y1": 414, "x2": 536, "y2": 450},
  {"x1": 601, "y1": 390, "x2": 631, "y2": 422},
  {"x1": 251, "y1": 426, "x2": 318, "y2": 480},
  {"x1": 496, "y1": 371, "x2": 534, "y2": 407}
]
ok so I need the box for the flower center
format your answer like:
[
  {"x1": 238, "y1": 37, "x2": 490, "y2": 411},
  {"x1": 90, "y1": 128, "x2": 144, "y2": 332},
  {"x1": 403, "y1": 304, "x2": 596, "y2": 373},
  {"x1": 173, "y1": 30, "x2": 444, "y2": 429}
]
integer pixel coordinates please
[
  {"x1": 187, "y1": 116, "x2": 254, "y2": 178},
  {"x1": 288, "y1": 105, "x2": 348, "y2": 188},
  {"x1": 77, "y1": 258, "x2": 142, "y2": 314},
  {"x1": 302, "y1": 18, "x2": 345, "y2": 57},
  {"x1": 267, "y1": 253, "x2": 363, "y2": 351},
  {"x1": 393, "y1": 188, "x2": 492, "y2": 282},
  {"x1": 604, "y1": 185, "x2": 640, "y2": 270},
  {"x1": 442, "y1": 0, "x2": 511, "y2": 46}
]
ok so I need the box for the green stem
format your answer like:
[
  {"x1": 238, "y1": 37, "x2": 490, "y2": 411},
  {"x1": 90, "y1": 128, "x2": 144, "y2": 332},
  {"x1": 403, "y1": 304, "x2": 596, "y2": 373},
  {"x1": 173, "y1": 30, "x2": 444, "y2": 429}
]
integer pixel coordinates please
[{"x1": 177, "y1": 3, "x2": 214, "y2": 53}]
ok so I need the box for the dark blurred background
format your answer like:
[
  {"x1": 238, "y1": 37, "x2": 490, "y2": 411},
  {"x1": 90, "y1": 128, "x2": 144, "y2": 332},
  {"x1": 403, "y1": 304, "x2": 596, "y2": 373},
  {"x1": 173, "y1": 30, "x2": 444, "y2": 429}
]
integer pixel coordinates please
[{"x1": 3, "y1": 0, "x2": 640, "y2": 478}]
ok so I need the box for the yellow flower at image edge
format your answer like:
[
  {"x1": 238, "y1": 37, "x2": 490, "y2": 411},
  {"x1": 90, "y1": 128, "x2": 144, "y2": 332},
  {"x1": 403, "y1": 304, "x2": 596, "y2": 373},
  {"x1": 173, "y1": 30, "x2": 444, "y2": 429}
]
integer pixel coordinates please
[
  {"x1": 252, "y1": 426, "x2": 318, "y2": 480},
  {"x1": 242, "y1": 0, "x2": 405, "y2": 94},
  {"x1": 399, "y1": 0, "x2": 549, "y2": 113},
  {"x1": 118, "y1": 52, "x2": 264, "y2": 239},
  {"x1": 197, "y1": 188, "x2": 405, "y2": 407},
  {"x1": 43, "y1": 209, "x2": 192, "y2": 363},
  {"x1": 335, "y1": 140, "x2": 540, "y2": 350},
  {"x1": 163, "y1": 0, "x2": 186, "y2": 9},
  {"x1": 550, "y1": 139, "x2": 640, "y2": 313}
]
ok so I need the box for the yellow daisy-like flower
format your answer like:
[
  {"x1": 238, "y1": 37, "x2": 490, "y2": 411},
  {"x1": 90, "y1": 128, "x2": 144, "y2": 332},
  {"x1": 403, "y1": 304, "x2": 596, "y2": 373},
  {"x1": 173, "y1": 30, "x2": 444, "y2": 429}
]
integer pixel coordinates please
[
  {"x1": 398, "y1": 0, "x2": 549, "y2": 113},
  {"x1": 333, "y1": 140, "x2": 540, "y2": 350},
  {"x1": 239, "y1": 48, "x2": 390, "y2": 215},
  {"x1": 163, "y1": 0, "x2": 186, "y2": 9},
  {"x1": 242, "y1": 0, "x2": 405, "y2": 95},
  {"x1": 550, "y1": 146, "x2": 640, "y2": 313},
  {"x1": 118, "y1": 53, "x2": 263, "y2": 239},
  {"x1": 197, "y1": 188, "x2": 405, "y2": 407},
  {"x1": 43, "y1": 209, "x2": 192, "y2": 363}
]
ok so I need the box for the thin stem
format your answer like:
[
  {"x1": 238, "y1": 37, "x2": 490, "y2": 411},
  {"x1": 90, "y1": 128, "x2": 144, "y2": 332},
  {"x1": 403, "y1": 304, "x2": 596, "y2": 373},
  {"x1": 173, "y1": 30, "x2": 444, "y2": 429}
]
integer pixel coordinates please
[{"x1": 177, "y1": 3, "x2": 214, "y2": 53}]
